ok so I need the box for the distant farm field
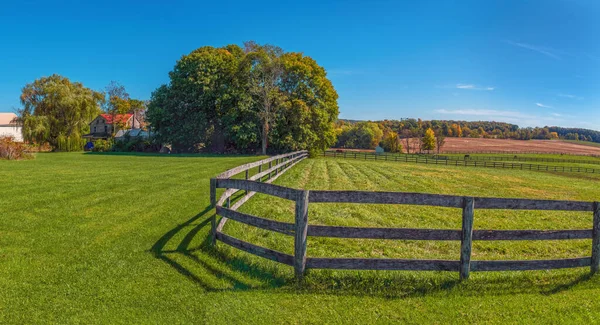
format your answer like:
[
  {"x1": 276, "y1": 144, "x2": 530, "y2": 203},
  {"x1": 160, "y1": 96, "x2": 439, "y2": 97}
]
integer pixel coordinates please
[
  {"x1": 3, "y1": 153, "x2": 600, "y2": 323},
  {"x1": 439, "y1": 138, "x2": 600, "y2": 155}
]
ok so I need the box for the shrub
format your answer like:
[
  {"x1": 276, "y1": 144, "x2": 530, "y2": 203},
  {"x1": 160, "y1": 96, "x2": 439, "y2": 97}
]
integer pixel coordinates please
[
  {"x1": 0, "y1": 136, "x2": 33, "y2": 160},
  {"x1": 92, "y1": 139, "x2": 114, "y2": 152}
]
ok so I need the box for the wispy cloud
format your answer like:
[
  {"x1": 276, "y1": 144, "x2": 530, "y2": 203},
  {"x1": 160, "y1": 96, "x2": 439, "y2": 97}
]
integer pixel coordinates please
[
  {"x1": 558, "y1": 93, "x2": 583, "y2": 100},
  {"x1": 505, "y1": 40, "x2": 560, "y2": 60},
  {"x1": 433, "y1": 108, "x2": 588, "y2": 128},
  {"x1": 536, "y1": 103, "x2": 553, "y2": 108},
  {"x1": 435, "y1": 109, "x2": 532, "y2": 119},
  {"x1": 455, "y1": 84, "x2": 495, "y2": 91}
]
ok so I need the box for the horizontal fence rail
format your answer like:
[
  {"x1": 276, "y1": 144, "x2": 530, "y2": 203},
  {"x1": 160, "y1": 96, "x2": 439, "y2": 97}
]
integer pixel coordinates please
[
  {"x1": 322, "y1": 151, "x2": 600, "y2": 174},
  {"x1": 442, "y1": 150, "x2": 600, "y2": 157},
  {"x1": 437, "y1": 154, "x2": 600, "y2": 166},
  {"x1": 210, "y1": 153, "x2": 600, "y2": 281}
]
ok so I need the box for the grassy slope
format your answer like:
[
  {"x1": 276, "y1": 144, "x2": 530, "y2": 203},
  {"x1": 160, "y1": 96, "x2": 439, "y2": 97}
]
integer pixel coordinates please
[{"x1": 2, "y1": 153, "x2": 600, "y2": 324}]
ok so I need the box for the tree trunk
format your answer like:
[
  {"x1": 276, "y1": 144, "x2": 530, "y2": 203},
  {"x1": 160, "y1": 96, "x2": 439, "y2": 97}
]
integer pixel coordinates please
[{"x1": 261, "y1": 120, "x2": 268, "y2": 155}]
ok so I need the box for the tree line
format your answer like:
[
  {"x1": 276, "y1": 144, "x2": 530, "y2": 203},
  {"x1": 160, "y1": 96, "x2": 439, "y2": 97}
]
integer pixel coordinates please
[{"x1": 334, "y1": 118, "x2": 600, "y2": 153}]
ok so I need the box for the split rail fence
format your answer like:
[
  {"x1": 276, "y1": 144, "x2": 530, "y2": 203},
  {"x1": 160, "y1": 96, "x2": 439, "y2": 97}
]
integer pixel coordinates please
[
  {"x1": 322, "y1": 150, "x2": 600, "y2": 174},
  {"x1": 210, "y1": 151, "x2": 600, "y2": 280}
]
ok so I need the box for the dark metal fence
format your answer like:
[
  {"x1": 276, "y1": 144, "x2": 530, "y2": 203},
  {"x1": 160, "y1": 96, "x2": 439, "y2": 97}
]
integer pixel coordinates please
[{"x1": 322, "y1": 151, "x2": 600, "y2": 174}]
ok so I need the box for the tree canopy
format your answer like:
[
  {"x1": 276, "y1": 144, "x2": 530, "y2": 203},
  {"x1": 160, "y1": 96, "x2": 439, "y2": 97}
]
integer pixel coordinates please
[
  {"x1": 18, "y1": 74, "x2": 103, "y2": 151},
  {"x1": 146, "y1": 42, "x2": 339, "y2": 153}
]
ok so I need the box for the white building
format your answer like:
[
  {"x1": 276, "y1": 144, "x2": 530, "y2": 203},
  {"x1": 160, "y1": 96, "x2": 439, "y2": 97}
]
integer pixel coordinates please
[{"x1": 0, "y1": 113, "x2": 23, "y2": 142}]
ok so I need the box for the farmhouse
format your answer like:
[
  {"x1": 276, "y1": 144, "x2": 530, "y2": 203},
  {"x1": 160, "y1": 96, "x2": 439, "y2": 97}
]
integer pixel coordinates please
[
  {"x1": 0, "y1": 112, "x2": 22, "y2": 142},
  {"x1": 84, "y1": 113, "x2": 142, "y2": 140}
]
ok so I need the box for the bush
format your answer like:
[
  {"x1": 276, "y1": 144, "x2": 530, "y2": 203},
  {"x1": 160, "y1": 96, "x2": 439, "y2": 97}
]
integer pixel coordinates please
[
  {"x1": 92, "y1": 139, "x2": 114, "y2": 152},
  {"x1": 0, "y1": 136, "x2": 33, "y2": 160}
]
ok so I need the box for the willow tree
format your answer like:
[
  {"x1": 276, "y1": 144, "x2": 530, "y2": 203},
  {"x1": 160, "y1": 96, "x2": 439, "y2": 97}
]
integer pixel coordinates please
[{"x1": 19, "y1": 75, "x2": 103, "y2": 151}]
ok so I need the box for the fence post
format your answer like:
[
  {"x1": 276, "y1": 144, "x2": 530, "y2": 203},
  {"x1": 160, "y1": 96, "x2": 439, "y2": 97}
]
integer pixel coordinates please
[
  {"x1": 294, "y1": 190, "x2": 310, "y2": 279},
  {"x1": 591, "y1": 202, "x2": 600, "y2": 274},
  {"x1": 460, "y1": 197, "x2": 475, "y2": 280},
  {"x1": 245, "y1": 169, "x2": 249, "y2": 195},
  {"x1": 210, "y1": 178, "x2": 217, "y2": 207},
  {"x1": 211, "y1": 214, "x2": 217, "y2": 246}
]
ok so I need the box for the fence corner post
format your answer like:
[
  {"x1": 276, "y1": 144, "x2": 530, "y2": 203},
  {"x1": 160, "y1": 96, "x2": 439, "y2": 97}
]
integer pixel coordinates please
[
  {"x1": 210, "y1": 178, "x2": 217, "y2": 207},
  {"x1": 294, "y1": 190, "x2": 310, "y2": 280},
  {"x1": 591, "y1": 202, "x2": 600, "y2": 274},
  {"x1": 460, "y1": 196, "x2": 475, "y2": 280}
]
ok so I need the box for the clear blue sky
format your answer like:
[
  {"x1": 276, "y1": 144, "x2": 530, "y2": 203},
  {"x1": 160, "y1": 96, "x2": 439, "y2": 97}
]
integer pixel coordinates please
[{"x1": 1, "y1": 0, "x2": 598, "y2": 129}]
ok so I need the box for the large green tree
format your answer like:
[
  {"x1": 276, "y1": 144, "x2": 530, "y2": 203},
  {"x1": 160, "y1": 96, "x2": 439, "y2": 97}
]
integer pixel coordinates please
[
  {"x1": 19, "y1": 74, "x2": 103, "y2": 151},
  {"x1": 147, "y1": 42, "x2": 339, "y2": 153}
]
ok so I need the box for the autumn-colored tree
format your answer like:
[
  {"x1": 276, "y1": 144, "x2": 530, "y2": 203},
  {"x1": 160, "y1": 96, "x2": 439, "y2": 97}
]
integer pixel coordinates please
[
  {"x1": 382, "y1": 131, "x2": 402, "y2": 153},
  {"x1": 421, "y1": 128, "x2": 436, "y2": 152}
]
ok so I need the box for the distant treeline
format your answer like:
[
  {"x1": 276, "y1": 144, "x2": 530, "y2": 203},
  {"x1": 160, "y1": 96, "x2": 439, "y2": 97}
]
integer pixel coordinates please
[{"x1": 334, "y1": 118, "x2": 600, "y2": 151}]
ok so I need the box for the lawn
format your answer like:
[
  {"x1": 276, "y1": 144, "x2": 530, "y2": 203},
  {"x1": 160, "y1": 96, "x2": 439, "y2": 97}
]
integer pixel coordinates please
[{"x1": 2, "y1": 153, "x2": 600, "y2": 323}]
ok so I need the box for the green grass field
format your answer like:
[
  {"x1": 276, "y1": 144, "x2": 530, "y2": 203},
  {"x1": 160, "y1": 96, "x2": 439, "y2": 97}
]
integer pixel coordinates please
[{"x1": 2, "y1": 153, "x2": 600, "y2": 323}]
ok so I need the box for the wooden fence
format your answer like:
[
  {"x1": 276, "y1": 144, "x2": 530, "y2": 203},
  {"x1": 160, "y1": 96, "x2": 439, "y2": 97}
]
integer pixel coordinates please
[
  {"x1": 322, "y1": 150, "x2": 600, "y2": 174},
  {"x1": 210, "y1": 153, "x2": 600, "y2": 280}
]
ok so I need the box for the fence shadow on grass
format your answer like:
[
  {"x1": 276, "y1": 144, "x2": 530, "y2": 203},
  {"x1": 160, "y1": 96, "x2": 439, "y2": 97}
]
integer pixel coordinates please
[
  {"x1": 150, "y1": 202, "x2": 288, "y2": 292},
  {"x1": 151, "y1": 197, "x2": 599, "y2": 299}
]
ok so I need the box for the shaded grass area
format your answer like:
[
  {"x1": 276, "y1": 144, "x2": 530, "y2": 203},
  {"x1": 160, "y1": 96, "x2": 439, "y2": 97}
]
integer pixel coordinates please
[{"x1": 2, "y1": 153, "x2": 600, "y2": 323}]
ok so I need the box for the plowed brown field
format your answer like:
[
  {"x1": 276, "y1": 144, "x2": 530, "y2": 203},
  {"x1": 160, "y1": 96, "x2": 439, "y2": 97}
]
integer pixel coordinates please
[{"x1": 439, "y1": 138, "x2": 600, "y2": 155}]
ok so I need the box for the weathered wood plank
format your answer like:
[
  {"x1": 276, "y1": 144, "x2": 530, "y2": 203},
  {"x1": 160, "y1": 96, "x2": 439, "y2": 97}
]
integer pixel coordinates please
[
  {"x1": 210, "y1": 178, "x2": 217, "y2": 207},
  {"x1": 215, "y1": 156, "x2": 307, "y2": 232},
  {"x1": 474, "y1": 197, "x2": 593, "y2": 211},
  {"x1": 306, "y1": 226, "x2": 591, "y2": 241},
  {"x1": 210, "y1": 215, "x2": 216, "y2": 246},
  {"x1": 307, "y1": 225, "x2": 460, "y2": 240},
  {"x1": 471, "y1": 257, "x2": 591, "y2": 271},
  {"x1": 294, "y1": 190, "x2": 310, "y2": 279},
  {"x1": 460, "y1": 197, "x2": 474, "y2": 280},
  {"x1": 216, "y1": 206, "x2": 294, "y2": 235},
  {"x1": 250, "y1": 154, "x2": 307, "y2": 181},
  {"x1": 306, "y1": 258, "x2": 459, "y2": 271},
  {"x1": 216, "y1": 178, "x2": 302, "y2": 201},
  {"x1": 591, "y1": 202, "x2": 600, "y2": 273},
  {"x1": 308, "y1": 190, "x2": 463, "y2": 207},
  {"x1": 473, "y1": 229, "x2": 592, "y2": 240},
  {"x1": 216, "y1": 232, "x2": 294, "y2": 266},
  {"x1": 216, "y1": 150, "x2": 307, "y2": 179}
]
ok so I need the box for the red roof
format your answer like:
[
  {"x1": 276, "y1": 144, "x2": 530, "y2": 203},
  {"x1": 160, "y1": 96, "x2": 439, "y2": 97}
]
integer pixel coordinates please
[{"x1": 100, "y1": 114, "x2": 132, "y2": 124}]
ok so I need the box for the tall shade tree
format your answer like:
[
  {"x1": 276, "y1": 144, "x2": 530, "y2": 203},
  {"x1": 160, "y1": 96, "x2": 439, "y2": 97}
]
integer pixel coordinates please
[
  {"x1": 273, "y1": 52, "x2": 339, "y2": 153},
  {"x1": 147, "y1": 42, "x2": 339, "y2": 154},
  {"x1": 147, "y1": 45, "x2": 251, "y2": 152},
  {"x1": 244, "y1": 42, "x2": 284, "y2": 155},
  {"x1": 19, "y1": 74, "x2": 103, "y2": 151}
]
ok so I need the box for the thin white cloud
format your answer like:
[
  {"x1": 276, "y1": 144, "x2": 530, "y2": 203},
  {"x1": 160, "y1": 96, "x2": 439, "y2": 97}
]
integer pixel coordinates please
[
  {"x1": 456, "y1": 84, "x2": 495, "y2": 91},
  {"x1": 551, "y1": 113, "x2": 562, "y2": 117},
  {"x1": 505, "y1": 40, "x2": 560, "y2": 60},
  {"x1": 435, "y1": 109, "x2": 532, "y2": 119},
  {"x1": 536, "y1": 103, "x2": 553, "y2": 108},
  {"x1": 558, "y1": 93, "x2": 583, "y2": 100}
]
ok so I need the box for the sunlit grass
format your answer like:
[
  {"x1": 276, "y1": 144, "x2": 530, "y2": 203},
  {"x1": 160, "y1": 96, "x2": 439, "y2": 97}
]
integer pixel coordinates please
[{"x1": 2, "y1": 153, "x2": 600, "y2": 323}]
